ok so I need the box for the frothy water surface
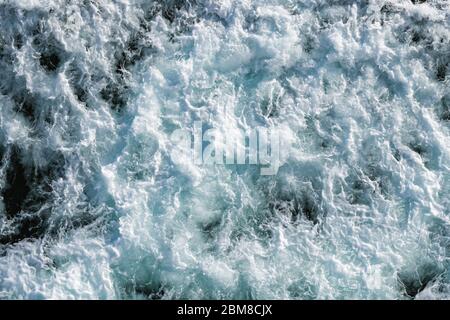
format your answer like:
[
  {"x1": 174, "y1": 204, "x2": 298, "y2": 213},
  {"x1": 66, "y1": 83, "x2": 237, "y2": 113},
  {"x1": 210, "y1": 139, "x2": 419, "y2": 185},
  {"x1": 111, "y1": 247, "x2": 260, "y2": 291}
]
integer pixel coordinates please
[{"x1": 0, "y1": 0, "x2": 450, "y2": 299}]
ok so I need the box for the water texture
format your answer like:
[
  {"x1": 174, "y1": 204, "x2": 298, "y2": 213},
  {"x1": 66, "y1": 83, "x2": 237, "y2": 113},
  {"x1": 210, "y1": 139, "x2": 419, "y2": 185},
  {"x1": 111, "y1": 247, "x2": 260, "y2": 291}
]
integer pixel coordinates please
[{"x1": 0, "y1": 0, "x2": 450, "y2": 299}]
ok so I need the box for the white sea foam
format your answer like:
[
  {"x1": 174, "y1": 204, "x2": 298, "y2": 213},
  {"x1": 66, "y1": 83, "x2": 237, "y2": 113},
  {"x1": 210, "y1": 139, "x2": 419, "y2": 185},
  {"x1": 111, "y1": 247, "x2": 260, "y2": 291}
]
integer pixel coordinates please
[{"x1": 0, "y1": 0, "x2": 449, "y2": 299}]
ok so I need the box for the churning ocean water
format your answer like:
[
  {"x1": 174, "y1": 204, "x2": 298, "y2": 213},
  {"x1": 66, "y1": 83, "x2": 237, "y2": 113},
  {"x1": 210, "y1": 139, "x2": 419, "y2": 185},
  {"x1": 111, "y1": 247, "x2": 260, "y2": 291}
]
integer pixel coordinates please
[{"x1": 0, "y1": 0, "x2": 449, "y2": 300}]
